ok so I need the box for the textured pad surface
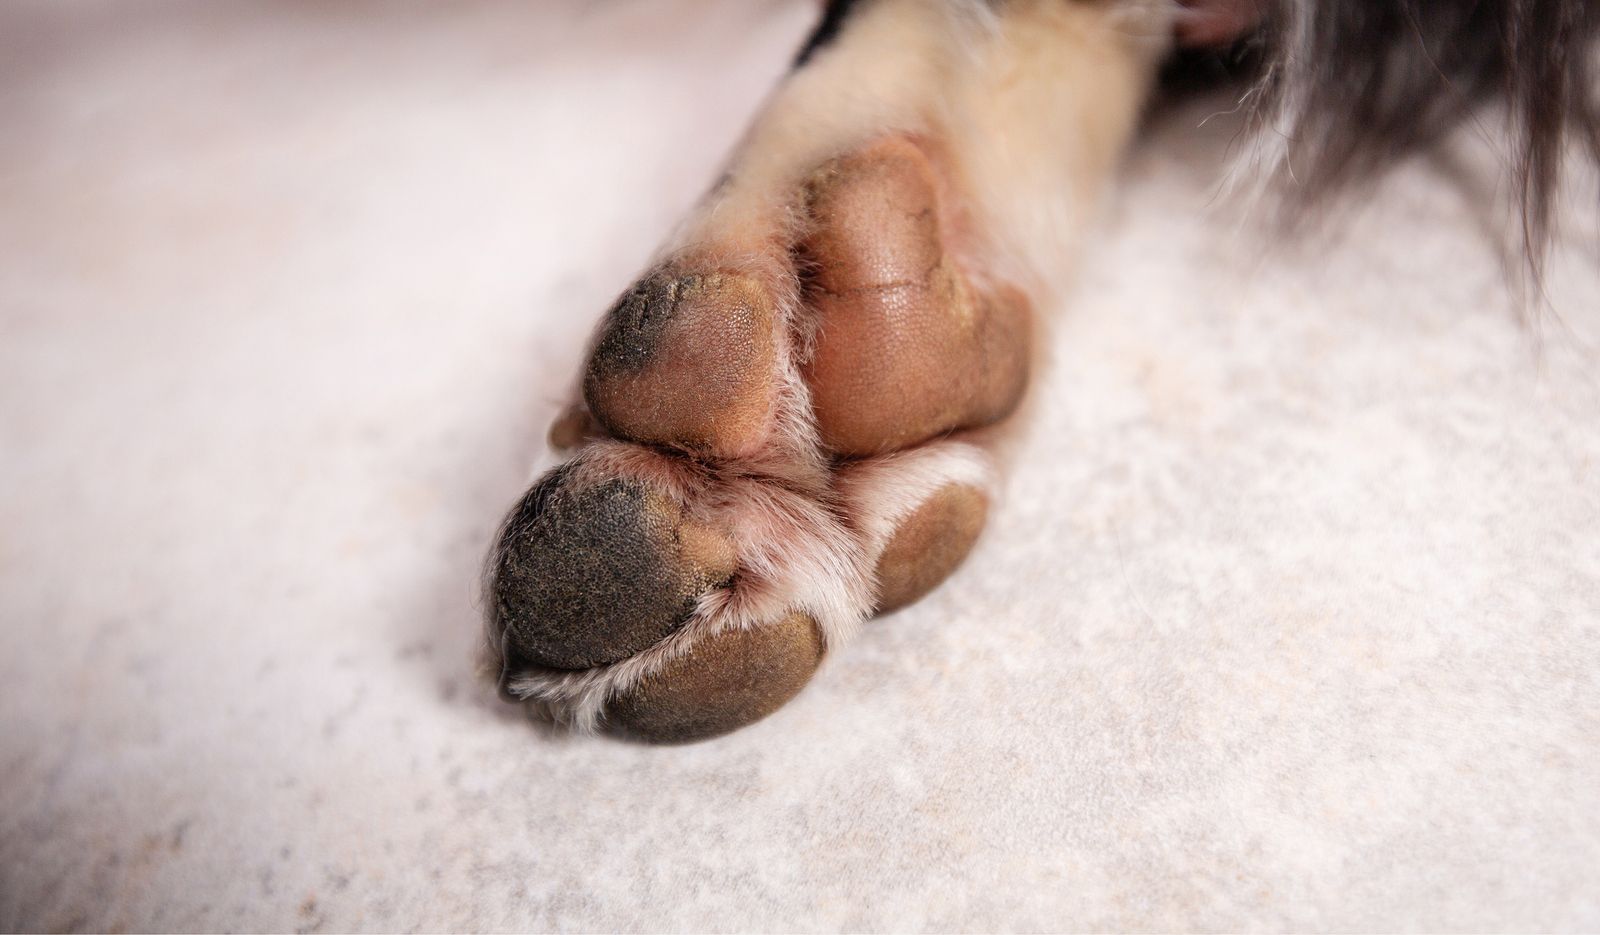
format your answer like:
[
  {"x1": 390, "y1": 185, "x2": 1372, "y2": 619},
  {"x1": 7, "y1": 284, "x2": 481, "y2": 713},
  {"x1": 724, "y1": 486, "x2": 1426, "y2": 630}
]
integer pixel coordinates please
[
  {"x1": 585, "y1": 269, "x2": 778, "y2": 458},
  {"x1": 802, "y1": 137, "x2": 1030, "y2": 455},
  {"x1": 490, "y1": 468, "x2": 736, "y2": 670}
]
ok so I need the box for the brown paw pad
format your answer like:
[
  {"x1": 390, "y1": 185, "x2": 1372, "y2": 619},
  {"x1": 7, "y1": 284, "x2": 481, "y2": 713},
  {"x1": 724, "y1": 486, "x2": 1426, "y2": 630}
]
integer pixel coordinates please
[
  {"x1": 874, "y1": 481, "x2": 989, "y2": 613},
  {"x1": 605, "y1": 612, "x2": 825, "y2": 743},
  {"x1": 490, "y1": 466, "x2": 738, "y2": 670},
  {"x1": 801, "y1": 136, "x2": 1030, "y2": 457},
  {"x1": 584, "y1": 268, "x2": 778, "y2": 459}
]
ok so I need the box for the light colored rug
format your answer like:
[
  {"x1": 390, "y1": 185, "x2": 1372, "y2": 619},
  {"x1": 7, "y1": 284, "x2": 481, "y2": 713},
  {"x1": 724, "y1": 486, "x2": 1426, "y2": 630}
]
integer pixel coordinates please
[{"x1": 3, "y1": 1, "x2": 1597, "y2": 930}]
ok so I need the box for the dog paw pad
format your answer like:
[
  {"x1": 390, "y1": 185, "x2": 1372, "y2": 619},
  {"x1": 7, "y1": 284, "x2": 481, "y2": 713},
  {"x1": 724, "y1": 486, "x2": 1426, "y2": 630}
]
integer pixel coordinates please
[
  {"x1": 584, "y1": 268, "x2": 780, "y2": 459},
  {"x1": 491, "y1": 467, "x2": 737, "y2": 671},
  {"x1": 873, "y1": 482, "x2": 989, "y2": 613},
  {"x1": 605, "y1": 612, "x2": 825, "y2": 743}
]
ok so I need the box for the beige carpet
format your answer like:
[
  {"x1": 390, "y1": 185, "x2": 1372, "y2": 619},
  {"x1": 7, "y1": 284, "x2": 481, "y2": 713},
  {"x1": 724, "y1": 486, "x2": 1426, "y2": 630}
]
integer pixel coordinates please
[{"x1": 3, "y1": 1, "x2": 1598, "y2": 930}]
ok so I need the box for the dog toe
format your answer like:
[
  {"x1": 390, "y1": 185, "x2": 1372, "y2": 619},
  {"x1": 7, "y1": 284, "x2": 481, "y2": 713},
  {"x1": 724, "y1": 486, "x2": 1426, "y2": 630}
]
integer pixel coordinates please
[
  {"x1": 801, "y1": 136, "x2": 1030, "y2": 456},
  {"x1": 605, "y1": 611, "x2": 825, "y2": 743},
  {"x1": 489, "y1": 461, "x2": 737, "y2": 671},
  {"x1": 584, "y1": 267, "x2": 781, "y2": 460}
]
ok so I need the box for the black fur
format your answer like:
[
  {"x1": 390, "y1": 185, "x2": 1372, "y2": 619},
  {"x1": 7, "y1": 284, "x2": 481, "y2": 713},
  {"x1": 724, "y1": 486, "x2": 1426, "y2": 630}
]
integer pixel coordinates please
[
  {"x1": 802, "y1": 1, "x2": 1597, "y2": 275},
  {"x1": 1196, "y1": 0, "x2": 1599, "y2": 275},
  {"x1": 795, "y1": 0, "x2": 871, "y2": 67}
]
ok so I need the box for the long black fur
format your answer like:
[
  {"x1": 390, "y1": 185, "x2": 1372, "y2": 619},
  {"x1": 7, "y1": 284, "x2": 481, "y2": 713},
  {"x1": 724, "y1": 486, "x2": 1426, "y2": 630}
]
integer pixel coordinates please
[
  {"x1": 1224, "y1": 0, "x2": 1599, "y2": 275},
  {"x1": 809, "y1": 1, "x2": 1598, "y2": 277},
  {"x1": 795, "y1": 0, "x2": 870, "y2": 67}
]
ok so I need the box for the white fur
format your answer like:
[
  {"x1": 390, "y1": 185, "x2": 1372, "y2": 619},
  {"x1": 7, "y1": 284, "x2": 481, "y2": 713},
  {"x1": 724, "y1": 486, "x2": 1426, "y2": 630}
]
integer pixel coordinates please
[{"x1": 836, "y1": 440, "x2": 996, "y2": 563}]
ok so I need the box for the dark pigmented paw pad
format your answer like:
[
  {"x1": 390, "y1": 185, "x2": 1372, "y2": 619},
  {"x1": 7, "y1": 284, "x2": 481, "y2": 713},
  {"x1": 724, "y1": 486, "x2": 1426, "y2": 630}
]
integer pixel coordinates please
[
  {"x1": 584, "y1": 269, "x2": 778, "y2": 459},
  {"x1": 605, "y1": 612, "x2": 825, "y2": 743},
  {"x1": 490, "y1": 466, "x2": 737, "y2": 671}
]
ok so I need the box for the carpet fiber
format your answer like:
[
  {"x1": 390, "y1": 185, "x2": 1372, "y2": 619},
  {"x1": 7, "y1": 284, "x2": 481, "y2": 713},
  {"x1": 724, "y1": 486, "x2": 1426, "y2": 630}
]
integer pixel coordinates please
[{"x1": 2, "y1": 1, "x2": 1597, "y2": 930}]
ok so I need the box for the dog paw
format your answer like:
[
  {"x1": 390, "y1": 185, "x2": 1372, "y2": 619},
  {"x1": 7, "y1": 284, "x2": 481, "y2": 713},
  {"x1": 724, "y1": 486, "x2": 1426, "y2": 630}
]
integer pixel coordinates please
[{"x1": 488, "y1": 135, "x2": 1028, "y2": 742}]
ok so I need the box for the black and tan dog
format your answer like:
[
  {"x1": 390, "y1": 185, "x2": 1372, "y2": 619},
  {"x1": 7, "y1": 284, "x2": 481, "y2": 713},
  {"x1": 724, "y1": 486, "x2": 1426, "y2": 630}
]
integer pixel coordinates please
[{"x1": 486, "y1": 0, "x2": 1599, "y2": 742}]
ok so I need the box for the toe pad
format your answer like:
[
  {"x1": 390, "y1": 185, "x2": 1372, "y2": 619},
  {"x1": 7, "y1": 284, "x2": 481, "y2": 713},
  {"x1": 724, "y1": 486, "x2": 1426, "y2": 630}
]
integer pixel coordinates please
[
  {"x1": 491, "y1": 468, "x2": 737, "y2": 670},
  {"x1": 606, "y1": 612, "x2": 825, "y2": 743}
]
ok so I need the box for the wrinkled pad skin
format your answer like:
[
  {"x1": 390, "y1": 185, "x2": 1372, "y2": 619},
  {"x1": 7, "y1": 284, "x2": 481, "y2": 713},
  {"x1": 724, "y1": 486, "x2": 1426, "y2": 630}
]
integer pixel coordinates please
[
  {"x1": 802, "y1": 136, "x2": 1029, "y2": 456},
  {"x1": 584, "y1": 271, "x2": 778, "y2": 459}
]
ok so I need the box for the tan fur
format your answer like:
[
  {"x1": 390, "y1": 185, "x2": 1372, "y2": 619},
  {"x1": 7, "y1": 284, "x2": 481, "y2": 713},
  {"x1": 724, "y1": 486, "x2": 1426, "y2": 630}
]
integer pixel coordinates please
[{"x1": 945, "y1": 0, "x2": 1169, "y2": 293}]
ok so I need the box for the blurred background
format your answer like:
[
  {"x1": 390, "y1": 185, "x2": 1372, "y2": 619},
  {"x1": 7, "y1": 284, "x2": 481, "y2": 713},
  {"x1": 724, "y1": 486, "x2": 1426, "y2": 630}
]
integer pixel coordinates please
[{"x1": 2, "y1": 1, "x2": 1597, "y2": 930}]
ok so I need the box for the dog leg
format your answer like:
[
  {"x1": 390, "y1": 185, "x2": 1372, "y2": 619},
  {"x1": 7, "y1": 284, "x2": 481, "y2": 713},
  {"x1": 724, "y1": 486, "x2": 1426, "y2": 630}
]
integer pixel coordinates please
[{"x1": 488, "y1": 0, "x2": 1170, "y2": 741}]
